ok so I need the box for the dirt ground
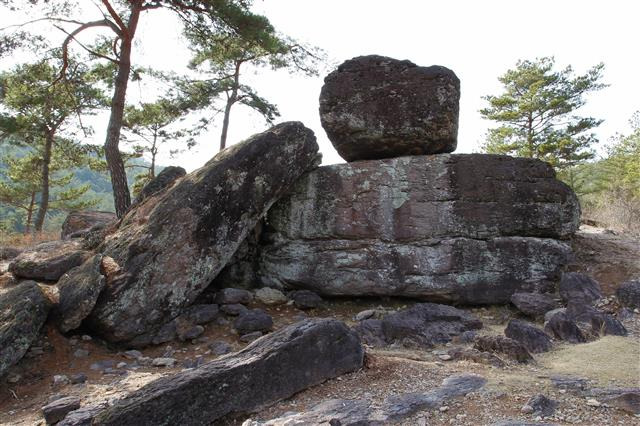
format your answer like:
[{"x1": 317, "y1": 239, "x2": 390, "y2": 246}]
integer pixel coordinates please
[{"x1": 1, "y1": 226, "x2": 639, "y2": 425}]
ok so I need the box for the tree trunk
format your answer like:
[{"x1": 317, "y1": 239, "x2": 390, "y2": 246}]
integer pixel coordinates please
[
  {"x1": 34, "y1": 131, "x2": 54, "y2": 232},
  {"x1": 527, "y1": 113, "x2": 534, "y2": 158},
  {"x1": 104, "y1": 3, "x2": 142, "y2": 218},
  {"x1": 24, "y1": 191, "x2": 36, "y2": 234},
  {"x1": 150, "y1": 131, "x2": 157, "y2": 178},
  {"x1": 219, "y1": 62, "x2": 241, "y2": 151}
]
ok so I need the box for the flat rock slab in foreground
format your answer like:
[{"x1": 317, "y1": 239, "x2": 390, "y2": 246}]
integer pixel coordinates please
[
  {"x1": 8, "y1": 240, "x2": 90, "y2": 281},
  {"x1": 88, "y1": 122, "x2": 319, "y2": 344},
  {"x1": 91, "y1": 319, "x2": 363, "y2": 425},
  {"x1": 260, "y1": 154, "x2": 578, "y2": 304},
  {"x1": 0, "y1": 281, "x2": 51, "y2": 377}
]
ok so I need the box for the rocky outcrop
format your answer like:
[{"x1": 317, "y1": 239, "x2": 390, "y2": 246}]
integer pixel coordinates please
[
  {"x1": 52, "y1": 255, "x2": 106, "y2": 333},
  {"x1": 91, "y1": 319, "x2": 363, "y2": 425},
  {"x1": 61, "y1": 211, "x2": 116, "y2": 240},
  {"x1": 511, "y1": 292, "x2": 558, "y2": 318},
  {"x1": 559, "y1": 273, "x2": 602, "y2": 305},
  {"x1": 0, "y1": 281, "x2": 51, "y2": 377},
  {"x1": 259, "y1": 154, "x2": 579, "y2": 303},
  {"x1": 87, "y1": 122, "x2": 320, "y2": 344},
  {"x1": 504, "y1": 319, "x2": 552, "y2": 353},
  {"x1": 8, "y1": 240, "x2": 90, "y2": 281},
  {"x1": 319, "y1": 55, "x2": 459, "y2": 161},
  {"x1": 617, "y1": 279, "x2": 640, "y2": 309},
  {"x1": 133, "y1": 166, "x2": 186, "y2": 205}
]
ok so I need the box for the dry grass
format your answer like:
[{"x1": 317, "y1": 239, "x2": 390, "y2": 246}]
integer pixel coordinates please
[
  {"x1": 0, "y1": 231, "x2": 59, "y2": 249},
  {"x1": 537, "y1": 336, "x2": 640, "y2": 386}
]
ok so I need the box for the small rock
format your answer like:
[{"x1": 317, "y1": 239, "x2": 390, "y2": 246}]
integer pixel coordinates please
[
  {"x1": 240, "y1": 331, "x2": 263, "y2": 343},
  {"x1": 511, "y1": 292, "x2": 557, "y2": 317},
  {"x1": 521, "y1": 404, "x2": 534, "y2": 414},
  {"x1": 617, "y1": 279, "x2": 640, "y2": 310},
  {"x1": 438, "y1": 354, "x2": 453, "y2": 361},
  {"x1": 52, "y1": 375, "x2": 70, "y2": 387},
  {"x1": 177, "y1": 324, "x2": 204, "y2": 341},
  {"x1": 474, "y1": 335, "x2": 533, "y2": 363},
  {"x1": 182, "y1": 356, "x2": 205, "y2": 369},
  {"x1": 70, "y1": 373, "x2": 87, "y2": 384},
  {"x1": 208, "y1": 341, "x2": 233, "y2": 356},
  {"x1": 233, "y1": 309, "x2": 273, "y2": 335},
  {"x1": 215, "y1": 288, "x2": 252, "y2": 305},
  {"x1": 152, "y1": 357, "x2": 176, "y2": 367},
  {"x1": 81, "y1": 335, "x2": 92, "y2": 341},
  {"x1": 354, "y1": 309, "x2": 376, "y2": 321},
  {"x1": 544, "y1": 311, "x2": 587, "y2": 343},
  {"x1": 6, "y1": 373, "x2": 21, "y2": 384},
  {"x1": 90, "y1": 360, "x2": 115, "y2": 371},
  {"x1": 181, "y1": 304, "x2": 220, "y2": 325},
  {"x1": 504, "y1": 319, "x2": 552, "y2": 353},
  {"x1": 116, "y1": 362, "x2": 127, "y2": 369},
  {"x1": 123, "y1": 350, "x2": 143, "y2": 360},
  {"x1": 559, "y1": 272, "x2": 603, "y2": 305},
  {"x1": 290, "y1": 290, "x2": 323, "y2": 309},
  {"x1": 452, "y1": 330, "x2": 477, "y2": 344},
  {"x1": 586, "y1": 398, "x2": 600, "y2": 407},
  {"x1": 136, "y1": 356, "x2": 152, "y2": 366},
  {"x1": 254, "y1": 287, "x2": 288, "y2": 305},
  {"x1": 604, "y1": 392, "x2": 640, "y2": 414},
  {"x1": 73, "y1": 349, "x2": 89, "y2": 358},
  {"x1": 42, "y1": 396, "x2": 81, "y2": 425},
  {"x1": 439, "y1": 406, "x2": 449, "y2": 412},
  {"x1": 220, "y1": 303, "x2": 248, "y2": 316},
  {"x1": 526, "y1": 394, "x2": 557, "y2": 417}
]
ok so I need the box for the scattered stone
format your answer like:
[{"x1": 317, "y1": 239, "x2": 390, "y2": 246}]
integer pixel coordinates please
[
  {"x1": 550, "y1": 376, "x2": 589, "y2": 392},
  {"x1": 261, "y1": 155, "x2": 578, "y2": 303},
  {"x1": 52, "y1": 375, "x2": 70, "y2": 387},
  {"x1": 254, "y1": 287, "x2": 288, "y2": 305},
  {"x1": 123, "y1": 350, "x2": 143, "y2": 360},
  {"x1": 220, "y1": 303, "x2": 248, "y2": 316},
  {"x1": 511, "y1": 292, "x2": 557, "y2": 317},
  {"x1": 617, "y1": 279, "x2": 640, "y2": 309},
  {"x1": 239, "y1": 331, "x2": 263, "y2": 343},
  {"x1": 61, "y1": 211, "x2": 116, "y2": 240},
  {"x1": 177, "y1": 324, "x2": 204, "y2": 341},
  {"x1": 0, "y1": 246, "x2": 21, "y2": 260},
  {"x1": 87, "y1": 122, "x2": 320, "y2": 344},
  {"x1": 208, "y1": 341, "x2": 233, "y2": 356},
  {"x1": 566, "y1": 302, "x2": 627, "y2": 336},
  {"x1": 234, "y1": 309, "x2": 273, "y2": 335},
  {"x1": 90, "y1": 360, "x2": 115, "y2": 371},
  {"x1": 544, "y1": 307, "x2": 566, "y2": 323},
  {"x1": 215, "y1": 288, "x2": 253, "y2": 305},
  {"x1": 53, "y1": 255, "x2": 106, "y2": 333},
  {"x1": 8, "y1": 240, "x2": 90, "y2": 281},
  {"x1": 354, "y1": 309, "x2": 376, "y2": 321},
  {"x1": 525, "y1": 394, "x2": 557, "y2": 417},
  {"x1": 73, "y1": 349, "x2": 89, "y2": 358},
  {"x1": 42, "y1": 396, "x2": 81, "y2": 425},
  {"x1": 544, "y1": 311, "x2": 587, "y2": 343},
  {"x1": 604, "y1": 392, "x2": 640, "y2": 414},
  {"x1": 92, "y1": 319, "x2": 363, "y2": 425},
  {"x1": 289, "y1": 290, "x2": 323, "y2": 309},
  {"x1": 380, "y1": 303, "x2": 483, "y2": 348},
  {"x1": 80, "y1": 335, "x2": 92, "y2": 342},
  {"x1": 319, "y1": 55, "x2": 460, "y2": 161},
  {"x1": 6, "y1": 373, "x2": 21, "y2": 384},
  {"x1": 152, "y1": 358, "x2": 176, "y2": 367},
  {"x1": 474, "y1": 336, "x2": 533, "y2": 363},
  {"x1": 0, "y1": 280, "x2": 51, "y2": 377},
  {"x1": 559, "y1": 272, "x2": 603, "y2": 305},
  {"x1": 586, "y1": 398, "x2": 601, "y2": 407},
  {"x1": 179, "y1": 304, "x2": 219, "y2": 325},
  {"x1": 505, "y1": 319, "x2": 552, "y2": 353},
  {"x1": 446, "y1": 347, "x2": 505, "y2": 368},
  {"x1": 182, "y1": 356, "x2": 205, "y2": 369},
  {"x1": 70, "y1": 373, "x2": 87, "y2": 385},
  {"x1": 117, "y1": 362, "x2": 127, "y2": 369}
]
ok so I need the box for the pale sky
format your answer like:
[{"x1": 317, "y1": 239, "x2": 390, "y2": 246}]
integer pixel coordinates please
[{"x1": 2, "y1": 1, "x2": 639, "y2": 171}]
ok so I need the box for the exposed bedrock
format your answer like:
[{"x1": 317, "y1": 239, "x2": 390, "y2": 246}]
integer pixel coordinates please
[
  {"x1": 258, "y1": 154, "x2": 579, "y2": 303},
  {"x1": 86, "y1": 122, "x2": 320, "y2": 344}
]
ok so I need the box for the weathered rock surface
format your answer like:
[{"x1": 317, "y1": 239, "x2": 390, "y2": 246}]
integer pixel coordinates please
[
  {"x1": 0, "y1": 246, "x2": 21, "y2": 260},
  {"x1": 523, "y1": 394, "x2": 557, "y2": 417},
  {"x1": 474, "y1": 335, "x2": 533, "y2": 363},
  {"x1": 559, "y1": 272, "x2": 603, "y2": 305},
  {"x1": 133, "y1": 166, "x2": 186, "y2": 205},
  {"x1": 616, "y1": 279, "x2": 640, "y2": 309},
  {"x1": 505, "y1": 319, "x2": 552, "y2": 353},
  {"x1": 233, "y1": 309, "x2": 273, "y2": 335},
  {"x1": 319, "y1": 55, "x2": 460, "y2": 161},
  {"x1": 9, "y1": 240, "x2": 90, "y2": 281},
  {"x1": 215, "y1": 288, "x2": 252, "y2": 305},
  {"x1": 52, "y1": 255, "x2": 106, "y2": 333},
  {"x1": 87, "y1": 122, "x2": 320, "y2": 343},
  {"x1": 61, "y1": 211, "x2": 116, "y2": 240},
  {"x1": 92, "y1": 319, "x2": 363, "y2": 425},
  {"x1": 254, "y1": 287, "x2": 287, "y2": 305},
  {"x1": 604, "y1": 392, "x2": 640, "y2": 414},
  {"x1": 260, "y1": 154, "x2": 578, "y2": 303},
  {"x1": 511, "y1": 292, "x2": 558, "y2": 317},
  {"x1": 289, "y1": 289, "x2": 323, "y2": 309},
  {"x1": 565, "y1": 302, "x2": 627, "y2": 337},
  {"x1": 355, "y1": 303, "x2": 482, "y2": 348},
  {"x1": 0, "y1": 281, "x2": 51, "y2": 377}
]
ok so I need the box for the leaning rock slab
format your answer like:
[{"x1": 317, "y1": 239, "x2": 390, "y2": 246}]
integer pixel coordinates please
[
  {"x1": 9, "y1": 240, "x2": 90, "y2": 281},
  {"x1": 92, "y1": 319, "x2": 363, "y2": 425},
  {"x1": 505, "y1": 319, "x2": 552, "y2": 353},
  {"x1": 320, "y1": 55, "x2": 460, "y2": 161},
  {"x1": 52, "y1": 255, "x2": 106, "y2": 333},
  {"x1": 88, "y1": 122, "x2": 319, "y2": 343},
  {"x1": 260, "y1": 154, "x2": 578, "y2": 303},
  {"x1": 0, "y1": 281, "x2": 51, "y2": 377}
]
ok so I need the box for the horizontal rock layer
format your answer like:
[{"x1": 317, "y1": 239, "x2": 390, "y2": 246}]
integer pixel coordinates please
[{"x1": 256, "y1": 154, "x2": 578, "y2": 303}]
